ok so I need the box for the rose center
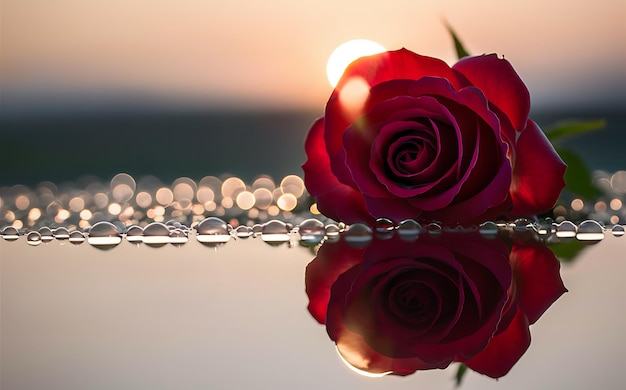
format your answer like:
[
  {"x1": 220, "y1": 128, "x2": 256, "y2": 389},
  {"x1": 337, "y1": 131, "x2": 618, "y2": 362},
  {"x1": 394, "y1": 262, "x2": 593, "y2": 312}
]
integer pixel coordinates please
[
  {"x1": 388, "y1": 131, "x2": 436, "y2": 177},
  {"x1": 392, "y1": 281, "x2": 437, "y2": 318}
]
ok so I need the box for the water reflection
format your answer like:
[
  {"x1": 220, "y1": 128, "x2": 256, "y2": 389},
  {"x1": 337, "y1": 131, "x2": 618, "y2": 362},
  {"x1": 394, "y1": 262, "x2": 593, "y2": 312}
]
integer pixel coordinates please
[{"x1": 305, "y1": 232, "x2": 566, "y2": 378}]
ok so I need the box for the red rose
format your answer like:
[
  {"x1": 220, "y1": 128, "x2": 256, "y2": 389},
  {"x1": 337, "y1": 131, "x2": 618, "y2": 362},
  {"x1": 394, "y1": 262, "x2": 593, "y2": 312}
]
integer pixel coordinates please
[
  {"x1": 305, "y1": 234, "x2": 566, "y2": 377},
  {"x1": 303, "y1": 49, "x2": 567, "y2": 224}
]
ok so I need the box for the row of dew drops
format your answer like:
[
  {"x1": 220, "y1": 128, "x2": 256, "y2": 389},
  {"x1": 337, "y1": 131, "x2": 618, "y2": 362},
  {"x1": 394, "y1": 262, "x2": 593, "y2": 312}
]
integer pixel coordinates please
[{"x1": 1, "y1": 216, "x2": 623, "y2": 250}]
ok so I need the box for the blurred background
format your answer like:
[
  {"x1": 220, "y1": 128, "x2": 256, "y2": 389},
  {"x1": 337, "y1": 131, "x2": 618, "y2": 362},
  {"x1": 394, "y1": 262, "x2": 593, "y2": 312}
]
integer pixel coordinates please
[{"x1": 1, "y1": 0, "x2": 625, "y2": 186}]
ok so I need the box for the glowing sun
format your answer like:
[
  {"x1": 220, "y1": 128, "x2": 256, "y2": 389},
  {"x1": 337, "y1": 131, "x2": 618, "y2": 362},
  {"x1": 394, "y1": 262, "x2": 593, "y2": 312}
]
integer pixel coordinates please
[{"x1": 326, "y1": 39, "x2": 386, "y2": 88}]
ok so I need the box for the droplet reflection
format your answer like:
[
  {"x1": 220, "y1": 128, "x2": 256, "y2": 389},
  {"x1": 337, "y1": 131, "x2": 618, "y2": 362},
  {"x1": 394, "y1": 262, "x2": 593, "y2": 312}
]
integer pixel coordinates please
[
  {"x1": 261, "y1": 220, "x2": 290, "y2": 245},
  {"x1": 142, "y1": 222, "x2": 171, "y2": 247},
  {"x1": 195, "y1": 217, "x2": 231, "y2": 246},
  {"x1": 576, "y1": 220, "x2": 605, "y2": 242},
  {"x1": 87, "y1": 221, "x2": 122, "y2": 250}
]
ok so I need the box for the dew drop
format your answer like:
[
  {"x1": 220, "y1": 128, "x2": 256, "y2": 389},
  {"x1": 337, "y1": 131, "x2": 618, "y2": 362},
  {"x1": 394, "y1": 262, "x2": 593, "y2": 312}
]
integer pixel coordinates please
[
  {"x1": 397, "y1": 219, "x2": 421, "y2": 241},
  {"x1": 555, "y1": 221, "x2": 577, "y2": 238},
  {"x1": 261, "y1": 220, "x2": 290, "y2": 245},
  {"x1": 1, "y1": 226, "x2": 20, "y2": 241},
  {"x1": 612, "y1": 224, "x2": 625, "y2": 237},
  {"x1": 235, "y1": 225, "x2": 253, "y2": 239},
  {"x1": 576, "y1": 220, "x2": 605, "y2": 242},
  {"x1": 297, "y1": 218, "x2": 325, "y2": 246},
  {"x1": 252, "y1": 223, "x2": 263, "y2": 238},
  {"x1": 513, "y1": 218, "x2": 532, "y2": 232},
  {"x1": 535, "y1": 218, "x2": 554, "y2": 237},
  {"x1": 125, "y1": 225, "x2": 144, "y2": 244},
  {"x1": 166, "y1": 220, "x2": 185, "y2": 230},
  {"x1": 54, "y1": 227, "x2": 70, "y2": 241},
  {"x1": 374, "y1": 217, "x2": 395, "y2": 233},
  {"x1": 27, "y1": 231, "x2": 42, "y2": 246},
  {"x1": 38, "y1": 226, "x2": 54, "y2": 243},
  {"x1": 324, "y1": 223, "x2": 341, "y2": 243},
  {"x1": 87, "y1": 221, "x2": 122, "y2": 249},
  {"x1": 169, "y1": 228, "x2": 188, "y2": 247},
  {"x1": 344, "y1": 223, "x2": 373, "y2": 248},
  {"x1": 69, "y1": 230, "x2": 86, "y2": 245},
  {"x1": 142, "y1": 222, "x2": 171, "y2": 247},
  {"x1": 195, "y1": 217, "x2": 232, "y2": 246},
  {"x1": 479, "y1": 221, "x2": 499, "y2": 238},
  {"x1": 427, "y1": 222, "x2": 442, "y2": 237}
]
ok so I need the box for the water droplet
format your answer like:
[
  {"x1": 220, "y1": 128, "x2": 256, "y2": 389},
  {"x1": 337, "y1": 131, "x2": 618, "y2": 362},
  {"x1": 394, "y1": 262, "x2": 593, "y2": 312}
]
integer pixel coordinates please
[
  {"x1": 27, "y1": 231, "x2": 42, "y2": 246},
  {"x1": 297, "y1": 218, "x2": 325, "y2": 246},
  {"x1": 69, "y1": 230, "x2": 85, "y2": 245},
  {"x1": 38, "y1": 226, "x2": 54, "y2": 243},
  {"x1": 513, "y1": 218, "x2": 532, "y2": 232},
  {"x1": 324, "y1": 223, "x2": 341, "y2": 243},
  {"x1": 427, "y1": 222, "x2": 442, "y2": 237},
  {"x1": 261, "y1": 220, "x2": 290, "y2": 245},
  {"x1": 195, "y1": 217, "x2": 232, "y2": 246},
  {"x1": 142, "y1": 222, "x2": 171, "y2": 247},
  {"x1": 576, "y1": 220, "x2": 605, "y2": 241},
  {"x1": 612, "y1": 224, "x2": 625, "y2": 237},
  {"x1": 479, "y1": 221, "x2": 499, "y2": 238},
  {"x1": 125, "y1": 225, "x2": 144, "y2": 244},
  {"x1": 1, "y1": 226, "x2": 20, "y2": 241},
  {"x1": 166, "y1": 220, "x2": 185, "y2": 230},
  {"x1": 373, "y1": 218, "x2": 395, "y2": 233},
  {"x1": 53, "y1": 227, "x2": 70, "y2": 240},
  {"x1": 344, "y1": 223, "x2": 372, "y2": 247},
  {"x1": 87, "y1": 221, "x2": 122, "y2": 250},
  {"x1": 535, "y1": 218, "x2": 553, "y2": 237},
  {"x1": 397, "y1": 219, "x2": 421, "y2": 241},
  {"x1": 251, "y1": 223, "x2": 263, "y2": 238},
  {"x1": 169, "y1": 229, "x2": 188, "y2": 246},
  {"x1": 555, "y1": 221, "x2": 577, "y2": 238},
  {"x1": 234, "y1": 225, "x2": 253, "y2": 239}
]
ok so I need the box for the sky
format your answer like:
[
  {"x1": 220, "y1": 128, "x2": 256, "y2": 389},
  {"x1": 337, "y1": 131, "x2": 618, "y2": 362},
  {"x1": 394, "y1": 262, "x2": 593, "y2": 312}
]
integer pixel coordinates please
[{"x1": 2, "y1": 0, "x2": 625, "y2": 114}]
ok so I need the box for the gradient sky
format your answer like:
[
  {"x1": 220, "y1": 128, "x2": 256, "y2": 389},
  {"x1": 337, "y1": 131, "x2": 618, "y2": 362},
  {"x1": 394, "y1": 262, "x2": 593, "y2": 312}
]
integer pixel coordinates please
[{"x1": 2, "y1": 0, "x2": 625, "y2": 113}]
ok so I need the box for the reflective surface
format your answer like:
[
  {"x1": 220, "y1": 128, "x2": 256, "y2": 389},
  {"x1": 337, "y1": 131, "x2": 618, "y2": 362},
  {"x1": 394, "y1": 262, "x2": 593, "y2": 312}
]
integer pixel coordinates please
[{"x1": 1, "y1": 235, "x2": 623, "y2": 389}]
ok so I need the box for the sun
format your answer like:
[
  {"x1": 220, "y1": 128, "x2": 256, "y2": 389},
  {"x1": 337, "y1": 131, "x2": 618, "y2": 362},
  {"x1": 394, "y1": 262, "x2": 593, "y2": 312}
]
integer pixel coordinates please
[{"x1": 326, "y1": 39, "x2": 386, "y2": 88}]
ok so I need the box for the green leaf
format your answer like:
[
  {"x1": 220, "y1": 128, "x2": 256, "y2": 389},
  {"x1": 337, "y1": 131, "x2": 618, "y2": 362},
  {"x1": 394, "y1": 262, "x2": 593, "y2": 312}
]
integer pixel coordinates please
[
  {"x1": 455, "y1": 363, "x2": 468, "y2": 387},
  {"x1": 545, "y1": 119, "x2": 605, "y2": 143},
  {"x1": 557, "y1": 148, "x2": 603, "y2": 199},
  {"x1": 445, "y1": 23, "x2": 470, "y2": 59}
]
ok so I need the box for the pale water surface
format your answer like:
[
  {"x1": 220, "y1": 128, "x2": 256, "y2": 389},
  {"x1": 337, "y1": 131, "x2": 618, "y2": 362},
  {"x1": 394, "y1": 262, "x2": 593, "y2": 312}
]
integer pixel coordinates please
[{"x1": 1, "y1": 235, "x2": 623, "y2": 390}]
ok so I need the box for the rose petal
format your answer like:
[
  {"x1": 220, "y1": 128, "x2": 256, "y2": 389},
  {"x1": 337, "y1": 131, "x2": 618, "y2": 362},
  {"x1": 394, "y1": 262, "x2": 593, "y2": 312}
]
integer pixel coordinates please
[
  {"x1": 415, "y1": 125, "x2": 513, "y2": 223},
  {"x1": 331, "y1": 300, "x2": 437, "y2": 375},
  {"x1": 327, "y1": 258, "x2": 452, "y2": 372},
  {"x1": 302, "y1": 118, "x2": 373, "y2": 223},
  {"x1": 343, "y1": 236, "x2": 511, "y2": 362},
  {"x1": 463, "y1": 307, "x2": 531, "y2": 378},
  {"x1": 368, "y1": 77, "x2": 502, "y2": 135},
  {"x1": 511, "y1": 241, "x2": 568, "y2": 324},
  {"x1": 327, "y1": 49, "x2": 462, "y2": 140},
  {"x1": 324, "y1": 50, "x2": 464, "y2": 177},
  {"x1": 305, "y1": 239, "x2": 367, "y2": 324},
  {"x1": 453, "y1": 54, "x2": 530, "y2": 132},
  {"x1": 372, "y1": 113, "x2": 459, "y2": 197},
  {"x1": 509, "y1": 120, "x2": 567, "y2": 216}
]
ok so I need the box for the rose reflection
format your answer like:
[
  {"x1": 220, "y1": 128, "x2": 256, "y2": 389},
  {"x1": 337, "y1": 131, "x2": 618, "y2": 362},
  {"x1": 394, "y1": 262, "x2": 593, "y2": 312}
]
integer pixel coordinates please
[{"x1": 305, "y1": 232, "x2": 566, "y2": 378}]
